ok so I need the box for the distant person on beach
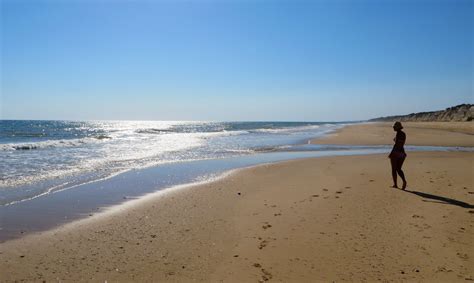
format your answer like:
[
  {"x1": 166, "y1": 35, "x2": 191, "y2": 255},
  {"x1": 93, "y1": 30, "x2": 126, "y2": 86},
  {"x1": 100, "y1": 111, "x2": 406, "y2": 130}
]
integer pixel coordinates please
[{"x1": 389, "y1": 121, "x2": 407, "y2": 189}]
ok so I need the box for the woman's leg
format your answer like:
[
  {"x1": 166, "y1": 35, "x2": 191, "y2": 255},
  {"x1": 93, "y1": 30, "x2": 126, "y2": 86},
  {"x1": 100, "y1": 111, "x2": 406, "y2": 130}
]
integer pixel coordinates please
[
  {"x1": 397, "y1": 157, "x2": 407, "y2": 189},
  {"x1": 390, "y1": 158, "x2": 398, "y2": 188}
]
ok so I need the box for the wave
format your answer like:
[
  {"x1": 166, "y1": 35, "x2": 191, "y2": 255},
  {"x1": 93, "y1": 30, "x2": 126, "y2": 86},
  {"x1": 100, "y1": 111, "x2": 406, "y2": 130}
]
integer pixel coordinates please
[
  {"x1": 221, "y1": 149, "x2": 256, "y2": 154},
  {"x1": 0, "y1": 135, "x2": 111, "y2": 151},
  {"x1": 7, "y1": 132, "x2": 48, "y2": 138},
  {"x1": 249, "y1": 125, "x2": 321, "y2": 134},
  {"x1": 135, "y1": 124, "x2": 325, "y2": 137},
  {"x1": 135, "y1": 127, "x2": 241, "y2": 135},
  {"x1": 253, "y1": 145, "x2": 292, "y2": 152},
  {"x1": 135, "y1": 128, "x2": 175, "y2": 134},
  {"x1": 196, "y1": 130, "x2": 249, "y2": 139},
  {"x1": 94, "y1": 134, "x2": 112, "y2": 140},
  {"x1": 135, "y1": 123, "x2": 325, "y2": 136}
]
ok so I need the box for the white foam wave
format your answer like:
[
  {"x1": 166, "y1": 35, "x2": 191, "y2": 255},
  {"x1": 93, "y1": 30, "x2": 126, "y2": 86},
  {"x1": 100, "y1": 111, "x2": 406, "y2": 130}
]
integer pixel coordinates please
[
  {"x1": 222, "y1": 149, "x2": 256, "y2": 153},
  {"x1": 0, "y1": 136, "x2": 110, "y2": 151},
  {"x1": 250, "y1": 125, "x2": 321, "y2": 134},
  {"x1": 192, "y1": 130, "x2": 249, "y2": 139},
  {"x1": 135, "y1": 128, "x2": 174, "y2": 134}
]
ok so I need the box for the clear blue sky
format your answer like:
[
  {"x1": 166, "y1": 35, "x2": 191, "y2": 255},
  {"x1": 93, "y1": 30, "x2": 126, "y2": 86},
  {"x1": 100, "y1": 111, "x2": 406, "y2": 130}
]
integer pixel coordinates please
[{"x1": 1, "y1": 0, "x2": 472, "y2": 121}]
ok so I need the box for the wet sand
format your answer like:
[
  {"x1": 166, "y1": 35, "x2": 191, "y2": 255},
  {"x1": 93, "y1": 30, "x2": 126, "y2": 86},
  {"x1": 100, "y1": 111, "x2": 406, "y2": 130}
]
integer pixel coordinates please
[
  {"x1": 312, "y1": 122, "x2": 474, "y2": 147},
  {"x1": 1, "y1": 151, "x2": 473, "y2": 282}
]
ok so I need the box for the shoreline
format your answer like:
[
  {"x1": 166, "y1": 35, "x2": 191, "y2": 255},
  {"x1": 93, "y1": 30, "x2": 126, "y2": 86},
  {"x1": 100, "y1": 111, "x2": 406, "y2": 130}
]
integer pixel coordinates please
[
  {"x1": 0, "y1": 146, "x2": 395, "y2": 242},
  {"x1": 1, "y1": 143, "x2": 469, "y2": 243}
]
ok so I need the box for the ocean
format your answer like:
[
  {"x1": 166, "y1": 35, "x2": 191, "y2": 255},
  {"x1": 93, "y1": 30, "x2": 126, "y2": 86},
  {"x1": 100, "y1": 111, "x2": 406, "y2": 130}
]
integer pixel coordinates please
[{"x1": 0, "y1": 120, "x2": 344, "y2": 206}]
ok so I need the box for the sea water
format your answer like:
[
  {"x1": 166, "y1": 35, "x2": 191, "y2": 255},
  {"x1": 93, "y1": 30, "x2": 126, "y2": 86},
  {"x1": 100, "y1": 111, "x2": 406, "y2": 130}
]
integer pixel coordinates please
[{"x1": 0, "y1": 120, "x2": 344, "y2": 205}]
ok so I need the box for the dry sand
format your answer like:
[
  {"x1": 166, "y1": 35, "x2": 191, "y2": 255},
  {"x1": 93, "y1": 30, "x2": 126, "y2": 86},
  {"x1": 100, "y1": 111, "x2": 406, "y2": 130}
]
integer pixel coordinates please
[
  {"x1": 312, "y1": 122, "x2": 474, "y2": 147},
  {"x1": 1, "y1": 151, "x2": 473, "y2": 282}
]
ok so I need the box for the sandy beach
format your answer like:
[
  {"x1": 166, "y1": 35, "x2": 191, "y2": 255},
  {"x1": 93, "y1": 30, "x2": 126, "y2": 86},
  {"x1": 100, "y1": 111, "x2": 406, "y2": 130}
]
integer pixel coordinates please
[
  {"x1": 1, "y1": 123, "x2": 473, "y2": 282},
  {"x1": 312, "y1": 122, "x2": 474, "y2": 147}
]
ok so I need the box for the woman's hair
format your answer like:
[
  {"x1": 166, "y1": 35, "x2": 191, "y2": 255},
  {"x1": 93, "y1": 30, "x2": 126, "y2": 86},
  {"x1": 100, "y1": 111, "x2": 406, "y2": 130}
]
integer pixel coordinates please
[{"x1": 393, "y1": 121, "x2": 403, "y2": 130}]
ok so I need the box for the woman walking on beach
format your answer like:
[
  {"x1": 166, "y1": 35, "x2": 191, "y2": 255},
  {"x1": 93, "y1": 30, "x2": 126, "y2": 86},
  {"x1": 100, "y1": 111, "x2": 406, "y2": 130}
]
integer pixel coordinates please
[{"x1": 389, "y1": 121, "x2": 407, "y2": 189}]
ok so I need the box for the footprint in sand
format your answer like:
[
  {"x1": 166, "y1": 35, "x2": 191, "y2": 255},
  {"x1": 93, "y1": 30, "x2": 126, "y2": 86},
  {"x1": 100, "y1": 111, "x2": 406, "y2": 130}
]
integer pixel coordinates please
[
  {"x1": 253, "y1": 263, "x2": 273, "y2": 282},
  {"x1": 260, "y1": 268, "x2": 273, "y2": 281},
  {"x1": 262, "y1": 223, "x2": 272, "y2": 230},
  {"x1": 258, "y1": 239, "x2": 269, "y2": 249},
  {"x1": 436, "y1": 266, "x2": 453, "y2": 273}
]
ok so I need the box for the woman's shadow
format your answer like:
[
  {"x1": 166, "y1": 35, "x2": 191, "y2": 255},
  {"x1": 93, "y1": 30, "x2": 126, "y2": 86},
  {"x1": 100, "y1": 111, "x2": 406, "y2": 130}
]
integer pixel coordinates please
[{"x1": 402, "y1": 189, "x2": 474, "y2": 209}]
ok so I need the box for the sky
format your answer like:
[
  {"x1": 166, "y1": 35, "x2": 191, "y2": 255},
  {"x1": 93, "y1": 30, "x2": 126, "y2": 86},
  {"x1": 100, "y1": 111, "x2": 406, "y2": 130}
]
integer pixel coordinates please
[{"x1": 1, "y1": 0, "x2": 472, "y2": 121}]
